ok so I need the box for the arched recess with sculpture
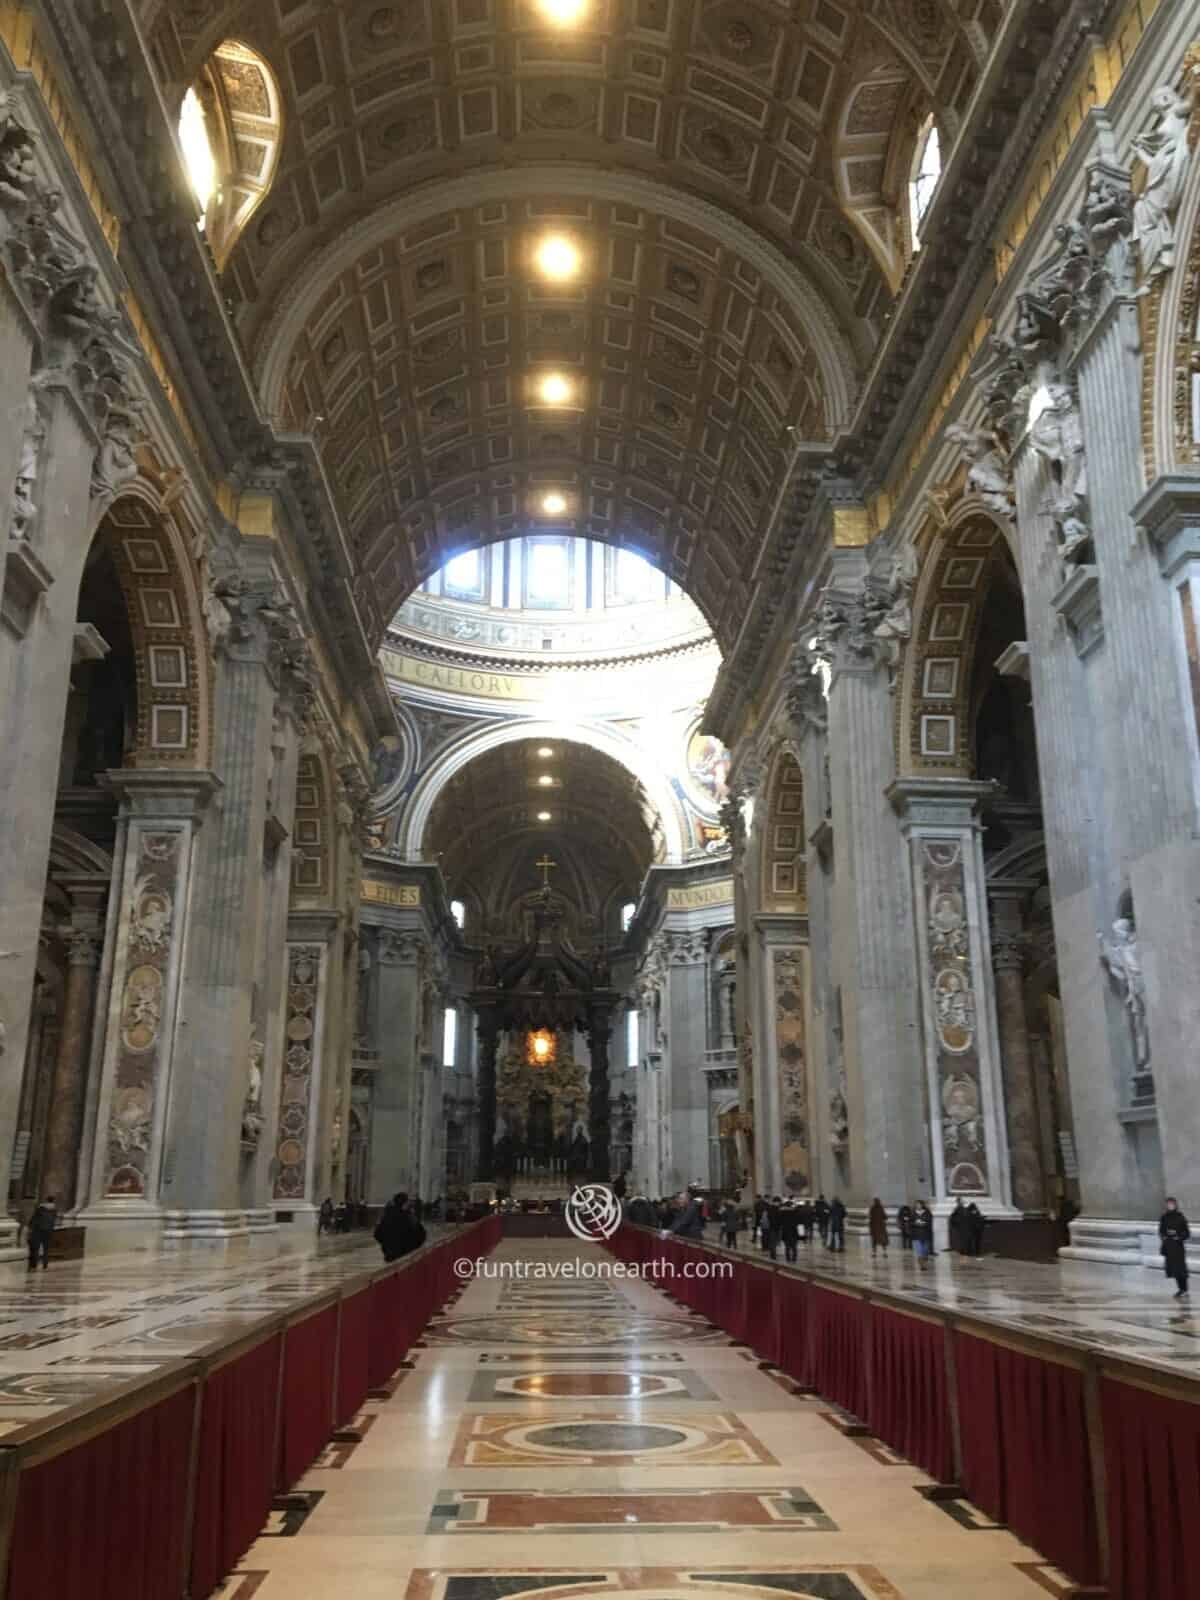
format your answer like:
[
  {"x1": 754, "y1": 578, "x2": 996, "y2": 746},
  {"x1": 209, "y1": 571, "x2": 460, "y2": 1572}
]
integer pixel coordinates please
[
  {"x1": 18, "y1": 482, "x2": 215, "y2": 1224},
  {"x1": 750, "y1": 746, "x2": 811, "y2": 1198},
  {"x1": 897, "y1": 500, "x2": 1075, "y2": 1220}
]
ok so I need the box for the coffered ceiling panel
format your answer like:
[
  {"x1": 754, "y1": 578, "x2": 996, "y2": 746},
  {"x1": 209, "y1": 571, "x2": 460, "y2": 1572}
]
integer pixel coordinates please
[{"x1": 144, "y1": 0, "x2": 1004, "y2": 641}]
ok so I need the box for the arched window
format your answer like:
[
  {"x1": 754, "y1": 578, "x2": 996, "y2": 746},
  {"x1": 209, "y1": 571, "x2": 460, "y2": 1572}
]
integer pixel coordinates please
[
  {"x1": 620, "y1": 901, "x2": 636, "y2": 932},
  {"x1": 625, "y1": 1008, "x2": 639, "y2": 1069},
  {"x1": 909, "y1": 117, "x2": 942, "y2": 247},
  {"x1": 450, "y1": 898, "x2": 466, "y2": 930},
  {"x1": 442, "y1": 1005, "x2": 459, "y2": 1068},
  {"x1": 179, "y1": 41, "x2": 283, "y2": 269}
]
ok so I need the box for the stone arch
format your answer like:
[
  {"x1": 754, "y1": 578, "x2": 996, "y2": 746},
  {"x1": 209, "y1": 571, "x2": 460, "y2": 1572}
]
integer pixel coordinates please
[
  {"x1": 399, "y1": 717, "x2": 688, "y2": 865},
  {"x1": 897, "y1": 503, "x2": 1019, "y2": 778},
  {"x1": 1150, "y1": 90, "x2": 1200, "y2": 474},
  {"x1": 755, "y1": 747, "x2": 807, "y2": 914},
  {"x1": 90, "y1": 490, "x2": 212, "y2": 769}
]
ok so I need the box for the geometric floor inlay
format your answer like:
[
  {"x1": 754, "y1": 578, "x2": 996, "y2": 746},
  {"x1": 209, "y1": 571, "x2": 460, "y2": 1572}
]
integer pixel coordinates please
[
  {"x1": 478, "y1": 1353, "x2": 688, "y2": 1365},
  {"x1": 427, "y1": 1487, "x2": 838, "y2": 1533},
  {"x1": 467, "y1": 1370, "x2": 717, "y2": 1402},
  {"x1": 427, "y1": 1315, "x2": 725, "y2": 1346},
  {"x1": 405, "y1": 1568, "x2": 905, "y2": 1600},
  {"x1": 449, "y1": 1412, "x2": 779, "y2": 1467}
]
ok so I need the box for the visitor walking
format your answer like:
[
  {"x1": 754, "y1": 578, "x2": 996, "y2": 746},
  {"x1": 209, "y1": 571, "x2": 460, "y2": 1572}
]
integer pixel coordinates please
[
  {"x1": 897, "y1": 1203, "x2": 913, "y2": 1250},
  {"x1": 966, "y1": 1202, "x2": 986, "y2": 1258},
  {"x1": 868, "y1": 1197, "x2": 889, "y2": 1256},
  {"x1": 799, "y1": 1198, "x2": 814, "y2": 1242},
  {"x1": 374, "y1": 1192, "x2": 426, "y2": 1263},
  {"x1": 26, "y1": 1194, "x2": 57, "y2": 1272},
  {"x1": 949, "y1": 1197, "x2": 969, "y2": 1254},
  {"x1": 815, "y1": 1193, "x2": 830, "y2": 1246},
  {"x1": 828, "y1": 1195, "x2": 846, "y2": 1252},
  {"x1": 911, "y1": 1201, "x2": 934, "y2": 1269},
  {"x1": 1160, "y1": 1196, "x2": 1191, "y2": 1300},
  {"x1": 720, "y1": 1198, "x2": 741, "y2": 1250},
  {"x1": 778, "y1": 1202, "x2": 800, "y2": 1264},
  {"x1": 318, "y1": 1197, "x2": 335, "y2": 1235},
  {"x1": 671, "y1": 1191, "x2": 706, "y2": 1238}
]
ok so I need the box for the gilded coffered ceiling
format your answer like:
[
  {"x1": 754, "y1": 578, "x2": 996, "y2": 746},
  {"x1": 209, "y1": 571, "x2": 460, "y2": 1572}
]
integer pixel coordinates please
[{"x1": 142, "y1": 0, "x2": 1003, "y2": 644}]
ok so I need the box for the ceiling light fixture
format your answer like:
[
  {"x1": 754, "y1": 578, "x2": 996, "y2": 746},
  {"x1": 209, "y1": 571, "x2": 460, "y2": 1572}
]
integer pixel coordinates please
[
  {"x1": 537, "y1": 746, "x2": 555, "y2": 757},
  {"x1": 541, "y1": 491, "x2": 568, "y2": 515},
  {"x1": 534, "y1": 234, "x2": 582, "y2": 281},
  {"x1": 537, "y1": 810, "x2": 552, "y2": 821},
  {"x1": 537, "y1": 0, "x2": 589, "y2": 25},
  {"x1": 537, "y1": 372, "x2": 572, "y2": 406},
  {"x1": 537, "y1": 774, "x2": 554, "y2": 787}
]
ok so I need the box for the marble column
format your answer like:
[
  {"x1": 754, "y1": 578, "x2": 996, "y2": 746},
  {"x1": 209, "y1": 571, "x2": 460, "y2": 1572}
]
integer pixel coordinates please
[
  {"x1": 988, "y1": 891, "x2": 1047, "y2": 1215},
  {"x1": 823, "y1": 566, "x2": 926, "y2": 1212},
  {"x1": 366, "y1": 929, "x2": 424, "y2": 1202},
  {"x1": 41, "y1": 906, "x2": 104, "y2": 1212},
  {"x1": 660, "y1": 932, "x2": 709, "y2": 1191},
  {"x1": 587, "y1": 1002, "x2": 613, "y2": 1181},
  {"x1": 76, "y1": 770, "x2": 219, "y2": 1249},
  {"x1": 889, "y1": 778, "x2": 1016, "y2": 1227},
  {"x1": 475, "y1": 1006, "x2": 499, "y2": 1180}
]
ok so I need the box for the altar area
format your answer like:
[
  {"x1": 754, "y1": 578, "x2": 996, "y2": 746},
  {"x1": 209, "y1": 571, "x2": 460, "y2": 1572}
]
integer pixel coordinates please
[{"x1": 492, "y1": 1026, "x2": 594, "y2": 1189}]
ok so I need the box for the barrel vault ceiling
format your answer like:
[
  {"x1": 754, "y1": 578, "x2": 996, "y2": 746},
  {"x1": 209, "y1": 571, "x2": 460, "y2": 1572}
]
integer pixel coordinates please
[{"x1": 143, "y1": 0, "x2": 1004, "y2": 649}]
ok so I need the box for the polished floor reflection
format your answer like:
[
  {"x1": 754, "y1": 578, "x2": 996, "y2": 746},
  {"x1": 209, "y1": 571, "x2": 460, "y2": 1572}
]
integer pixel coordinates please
[{"x1": 231, "y1": 1239, "x2": 1082, "y2": 1600}]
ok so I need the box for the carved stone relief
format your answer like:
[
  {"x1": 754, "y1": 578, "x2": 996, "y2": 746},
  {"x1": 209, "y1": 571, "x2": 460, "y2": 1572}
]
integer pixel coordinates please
[{"x1": 273, "y1": 944, "x2": 322, "y2": 1200}]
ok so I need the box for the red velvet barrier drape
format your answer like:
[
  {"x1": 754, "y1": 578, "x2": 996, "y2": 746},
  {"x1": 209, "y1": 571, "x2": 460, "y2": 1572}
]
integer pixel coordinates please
[
  {"x1": 336, "y1": 1287, "x2": 373, "y2": 1427},
  {"x1": 774, "y1": 1272, "x2": 810, "y2": 1387},
  {"x1": 867, "y1": 1307, "x2": 952, "y2": 1485},
  {"x1": 190, "y1": 1334, "x2": 283, "y2": 1600},
  {"x1": 1102, "y1": 1376, "x2": 1200, "y2": 1600},
  {"x1": 8, "y1": 1383, "x2": 195, "y2": 1600},
  {"x1": 955, "y1": 1333, "x2": 1100, "y2": 1585},
  {"x1": 278, "y1": 1304, "x2": 338, "y2": 1488},
  {"x1": 808, "y1": 1285, "x2": 868, "y2": 1419},
  {"x1": 742, "y1": 1260, "x2": 779, "y2": 1362}
]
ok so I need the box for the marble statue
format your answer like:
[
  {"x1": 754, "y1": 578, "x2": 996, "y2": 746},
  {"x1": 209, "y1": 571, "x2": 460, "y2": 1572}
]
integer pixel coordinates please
[
  {"x1": 10, "y1": 388, "x2": 46, "y2": 539},
  {"x1": 242, "y1": 1036, "x2": 265, "y2": 1149},
  {"x1": 1098, "y1": 918, "x2": 1150, "y2": 1069},
  {"x1": 1029, "y1": 382, "x2": 1090, "y2": 560},
  {"x1": 944, "y1": 424, "x2": 1014, "y2": 516},
  {"x1": 1131, "y1": 85, "x2": 1194, "y2": 282},
  {"x1": 828, "y1": 1075, "x2": 849, "y2": 1153},
  {"x1": 873, "y1": 543, "x2": 919, "y2": 679}
]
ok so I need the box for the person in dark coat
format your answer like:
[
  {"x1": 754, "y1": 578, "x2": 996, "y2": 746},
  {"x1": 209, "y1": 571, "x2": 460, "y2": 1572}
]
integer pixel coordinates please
[
  {"x1": 827, "y1": 1196, "x2": 846, "y2": 1252},
  {"x1": 628, "y1": 1195, "x2": 655, "y2": 1226},
  {"x1": 814, "y1": 1194, "x2": 831, "y2": 1246},
  {"x1": 948, "y1": 1197, "x2": 969, "y2": 1254},
  {"x1": 761, "y1": 1198, "x2": 782, "y2": 1261},
  {"x1": 911, "y1": 1202, "x2": 934, "y2": 1268},
  {"x1": 720, "y1": 1199, "x2": 741, "y2": 1249},
  {"x1": 374, "y1": 1192, "x2": 426, "y2": 1263},
  {"x1": 753, "y1": 1194, "x2": 768, "y2": 1249},
  {"x1": 965, "y1": 1202, "x2": 986, "y2": 1258},
  {"x1": 671, "y1": 1193, "x2": 705, "y2": 1238},
  {"x1": 778, "y1": 1202, "x2": 801, "y2": 1264},
  {"x1": 317, "y1": 1198, "x2": 335, "y2": 1235},
  {"x1": 868, "y1": 1198, "x2": 889, "y2": 1256},
  {"x1": 1160, "y1": 1197, "x2": 1191, "y2": 1300},
  {"x1": 897, "y1": 1203, "x2": 914, "y2": 1250},
  {"x1": 799, "y1": 1199, "x2": 814, "y2": 1243},
  {"x1": 26, "y1": 1195, "x2": 56, "y2": 1271}
]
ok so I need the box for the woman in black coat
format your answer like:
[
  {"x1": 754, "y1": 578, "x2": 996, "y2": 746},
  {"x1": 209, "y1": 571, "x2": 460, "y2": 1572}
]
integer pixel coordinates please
[{"x1": 1160, "y1": 1197, "x2": 1190, "y2": 1300}]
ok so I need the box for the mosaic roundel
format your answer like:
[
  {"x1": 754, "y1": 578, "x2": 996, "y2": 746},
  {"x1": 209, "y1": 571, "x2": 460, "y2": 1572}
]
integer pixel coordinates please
[
  {"x1": 521, "y1": 1422, "x2": 689, "y2": 1455},
  {"x1": 428, "y1": 1313, "x2": 722, "y2": 1346}
]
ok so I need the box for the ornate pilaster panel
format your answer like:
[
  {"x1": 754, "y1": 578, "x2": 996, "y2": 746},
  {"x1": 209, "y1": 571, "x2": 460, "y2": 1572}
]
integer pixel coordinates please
[
  {"x1": 770, "y1": 944, "x2": 809, "y2": 1194},
  {"x1": 83, "y1": 773, "x2": 217, "y2": 1222},
  {"x1": 891, "y1": 780, "x2": 1014, "y2": 1213},
  {"x1": 272, "y1": 942, "x2": 326, "y2": 1206}
]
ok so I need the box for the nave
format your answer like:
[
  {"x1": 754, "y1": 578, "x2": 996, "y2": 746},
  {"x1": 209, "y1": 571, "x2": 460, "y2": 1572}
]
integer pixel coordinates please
[{"x1": 230, "y1": 1239, "x2": 1065, "y2": 1600}]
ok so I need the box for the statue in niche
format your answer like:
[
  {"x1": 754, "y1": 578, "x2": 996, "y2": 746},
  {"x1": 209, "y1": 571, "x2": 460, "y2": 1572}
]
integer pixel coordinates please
[
  {"x1": 944, "y1": 424, "x2": 1014, "y2": 517},
  {"x1": 241, "y1": 1036, "x2": 265, "y2": 1150},
  {"x1": 1029, "y1": 382, "x2": 1090, "y2": 562},
  {"x1": 872, "y1": 543, "x2": 919, "y2": 681},
  {"x1": 1098, "y1": 917, "x2": 1150, "y2": 1070},
  {"x1": 1130, "y1": 84, "x2": 1195, "y2": 283},
  {"x1": 10, "y1": 384, "x2": 47, "y2": 540},
  {"x1": 828, "y1": 1073, "x2": 850, "y2": 1154}
]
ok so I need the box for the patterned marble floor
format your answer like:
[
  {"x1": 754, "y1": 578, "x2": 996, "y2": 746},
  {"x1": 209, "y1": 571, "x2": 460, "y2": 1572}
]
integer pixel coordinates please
[
  {"x1": 227, "y1": 1238, "x2": 1091, "y2": 1600},
  {"x1": 0, "y1": 1229, "x2": 430, "y2": 1429},
  {"x1": 718, "y1": 1231, "x2": 1200, "y2": 1378}
]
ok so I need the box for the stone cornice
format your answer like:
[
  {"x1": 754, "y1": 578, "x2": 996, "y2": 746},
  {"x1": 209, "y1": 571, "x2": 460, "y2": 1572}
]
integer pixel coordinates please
[{"x1": 383, "y1": 626, "x2": 717, "y2": 678}]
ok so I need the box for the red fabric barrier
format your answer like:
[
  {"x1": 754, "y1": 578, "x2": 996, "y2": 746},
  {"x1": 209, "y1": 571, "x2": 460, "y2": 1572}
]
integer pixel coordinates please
[
  {"x1": 336, "y1": 1287, "x2": 373, "y2": 1426},
  {"x1": 809, "y1": 1285, "x2": 868, "y2": 1419},
  {"x1": 742, "y1": 1261, "x2": 779, "y2": 1362},
  {"x1": 955, "y1": 1333, "x2": 1100, "y2": 1586},
  {"x1": 8, "y1": 1382, "x2": 195, "y2": 1600},
  {"x1": 1102, "y1": 1376, "x2": 1200, "y2": 1600},
  {"x1": 190, "y1": 1334, "x2": 282, "y2": 1600},
  {"x1": 278, "y1": 1304, "x2": 338, "y2": 1488},
  {"x1": 774, "y1": 1272, "x2": 810, "y2": 1387},
  {"x1": 867, "y1": 1306, "x2": 952, "y2": 1485}
]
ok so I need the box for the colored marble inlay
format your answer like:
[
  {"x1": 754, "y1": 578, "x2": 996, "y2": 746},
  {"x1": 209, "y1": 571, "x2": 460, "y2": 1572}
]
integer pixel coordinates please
[
  {"x1": 449, "y1": 1411, "x2": 778, "y2": 1467},
  {"x1": 427, "y1": 1487, "x2": 837, "y2": 1534}
]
